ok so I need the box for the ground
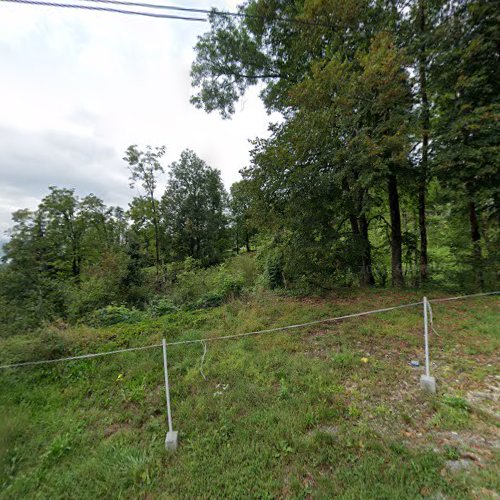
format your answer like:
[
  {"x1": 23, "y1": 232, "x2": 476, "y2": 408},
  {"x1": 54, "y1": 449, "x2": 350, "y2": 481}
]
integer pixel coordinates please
[{"x1": 0, "y1": 289, "x2": 498, "y2": 499}]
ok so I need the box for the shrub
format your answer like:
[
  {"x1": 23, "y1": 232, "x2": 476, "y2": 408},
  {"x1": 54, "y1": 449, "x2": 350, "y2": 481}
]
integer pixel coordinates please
[
  {"x1": 214, "y1": 265, "x2": 244, "y2": 300},
  {"x1": 88, "y1": 305, "x2": 142, "y2": 327},
  {"x1": 263, "y1": 251, "x2": 285, "y2": 289},
  {"x1": 194, "y1": 292, "x2": 224, "y2": 309},
  {"x1": 147, "y1": 298, "x2": 178, "y2": 317},
  {"x1": 168, "y1": 260, "x2": 245, "y2": 310}
]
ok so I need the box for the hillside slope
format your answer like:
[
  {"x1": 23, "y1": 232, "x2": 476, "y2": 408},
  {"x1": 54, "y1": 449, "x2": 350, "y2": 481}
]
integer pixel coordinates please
[{"x1": 1, "y1": 290, "x2": 498, "y2": 498}]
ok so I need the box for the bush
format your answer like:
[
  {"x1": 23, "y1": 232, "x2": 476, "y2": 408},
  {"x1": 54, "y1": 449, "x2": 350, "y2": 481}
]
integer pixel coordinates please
[
  {"x1": 147, "y1": 297, "x2": 178, "y2": 317},
  {"x1": 261, "y1": 250, "x2": 285, "y2": 290},
  {"x1": 168, "y1": 260, "x2": 245, "y2": 310},
  {"x1": 88, "y1": 305, "x2": 143, "y2": 327},
  {"x1": 215, "y1": 265, "x2": 244, "y2": 300},
  {"x1": 225, "y1": 253, "x2": 258, "y2": 287},
  {"x1": 193, "y1": 292, "x2": 224, "y2": 309}
]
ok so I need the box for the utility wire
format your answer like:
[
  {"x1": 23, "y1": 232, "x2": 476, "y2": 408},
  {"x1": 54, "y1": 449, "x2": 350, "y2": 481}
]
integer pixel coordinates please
[
  {"x1": 1, "y1": 0, "x2": 334, "y2": 27},
  {"x1": 0, "y1": 0, "x2": 207, "y2": 20},
  {"x1": 80, "y1": 0, "x2": 335, "y2": 27}
]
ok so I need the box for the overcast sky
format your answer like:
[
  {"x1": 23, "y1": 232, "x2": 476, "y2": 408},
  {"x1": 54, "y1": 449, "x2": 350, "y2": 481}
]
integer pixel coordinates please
[{"x1": 0, "y1": 0, "x2": 275, "y2": 242}]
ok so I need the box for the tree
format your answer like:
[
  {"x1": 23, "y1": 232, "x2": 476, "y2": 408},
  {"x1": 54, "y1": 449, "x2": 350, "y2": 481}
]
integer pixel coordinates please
[
  {"x1": 37, "y1": 186, "x2": 86, "y2": 279},
  {"x1": 191, "y1": 1, "x2": 418, "y2": 287},
  {"x1": 161, "y1": 150, "x2": 228, "y2": 264},
  {"x1": 229, "y1": 180, "x2": 256, "y2": 253},
  {"x1": 124, "y1": 145, "x2": 166, "y2": 283},
  {"x1": 432, "y1": 0, "x2": 499, "y2": 287}
]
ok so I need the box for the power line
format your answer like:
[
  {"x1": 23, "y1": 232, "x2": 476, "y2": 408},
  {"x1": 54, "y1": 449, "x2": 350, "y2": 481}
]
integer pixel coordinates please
[
  {"x1": 77, "y1": 0, "x2": 225, "y2": 14},
  {"x1": 0, "y1": 0, "x2": 207, "y2": 20},
  {"x1": 1, "y1": 0, "x2": 334, "y2": 27},
  {"x1": 80, "y1": 0, "x2": 335, "y2": 27}
]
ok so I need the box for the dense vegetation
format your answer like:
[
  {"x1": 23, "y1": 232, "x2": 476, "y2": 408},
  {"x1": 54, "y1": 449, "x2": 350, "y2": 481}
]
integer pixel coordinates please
[
  {"x1": 0, "y1": 0, "x2": 498, "y2": 338},
  {"x1": 1, "y1": 287, "x2": 498, "y2": 497},
  {"x1": 191, "y1": 0, "x2": 499, "y2": 288},
  {"x1": 0, "y1": 2, "x2": 499, "y2": 496}
]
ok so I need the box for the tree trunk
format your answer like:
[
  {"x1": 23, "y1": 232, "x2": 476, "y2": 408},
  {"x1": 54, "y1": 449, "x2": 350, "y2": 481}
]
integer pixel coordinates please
[
  {"x1": 349, "y1": 213, "x2": 374, "y2": 286},
  {"x1": 150, "y1": 194, "x2": 161, "y2": 283},
  {"x1": 245, "y1": 229, "x2": 251, "y2": 252},
  {"x1": 469, "y1": 200, "x2": 484, "y2": 289},
  {"x1": 418, "y1": 0, "x2": 429, "y2": 284},
  {"x1": 359, "y1": 214, "x2": 375, "y2": 285},
  {"x1": 235, "y1": 229, "x2": 239, "y2": 254},
  {"x1": 388, "y1": 174, "x2": 404, "y2": 287},
  {"x1": 349, "y1": 212, "x2": 361, "y2": 272}
]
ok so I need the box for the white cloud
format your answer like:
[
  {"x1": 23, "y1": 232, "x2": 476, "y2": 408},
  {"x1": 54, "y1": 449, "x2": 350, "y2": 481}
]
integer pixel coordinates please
[{"x1": 0, "y1": 0, "x2": 276, "y2": 239}]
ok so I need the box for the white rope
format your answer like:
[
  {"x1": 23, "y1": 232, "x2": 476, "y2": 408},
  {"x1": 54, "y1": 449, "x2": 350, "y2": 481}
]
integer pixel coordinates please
[
  {"x1": 0, "y1": 301, "x2": 422, "y2": 370},
  {"x1": 426, "y1": 300, "x2": 433, "y2": 327},
  {"x1": 428, "y1": 291, "x2": 499, "y2": 303},
  {"x1": 164, "y1": 301, "x2": 425, "y2": 347},
  {"x1": 0, "y1": 343, "x2": 162, "y2": 369},
  {"x1": 0, "y1": 291, "x2": 497, "y2": 370}
]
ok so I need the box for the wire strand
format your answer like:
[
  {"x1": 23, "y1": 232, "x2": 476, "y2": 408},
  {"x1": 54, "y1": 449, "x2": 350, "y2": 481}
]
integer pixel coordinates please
[
  {"x1": 165, "y1": 301, "x2": 424, "y2": 347},
  {"x1": 427, "y1": 291, "x2": 499, "y2": 303},
  {"x1": 0, "y1": 0, "x2": 208, "y2": 20},
  {"x1": 199, "y1": 341, "x2": 207, "y2": 380},
  {"x1": 0, "y1": 301, "x2": 423, "y2": 369},
  {"x1": 0, "y1": 343, "x2": 162, "y2": 369},
  {"x1": 1, "y1": 0, "x2": 335, "y2": 27}
]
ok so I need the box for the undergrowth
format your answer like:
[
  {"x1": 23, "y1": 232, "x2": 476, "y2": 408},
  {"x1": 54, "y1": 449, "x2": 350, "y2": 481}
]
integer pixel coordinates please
[{"x1": 0, "y1": 290, "x2": 498, "y2": 499}]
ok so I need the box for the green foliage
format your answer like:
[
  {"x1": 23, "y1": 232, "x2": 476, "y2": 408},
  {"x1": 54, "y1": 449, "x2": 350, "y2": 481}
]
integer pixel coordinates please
[
  {"x1": 215, "y1": 264, "x2": 244, "y2": 300},
  {"x1": 189, "y1": 0, "x2": 498, "y2": 291},
  {"x1": 1, "y1": 292, "x2": 498, "y2": 498},
  {"x1": 169, "y1": 261, "x2": 245, "y2": 310},
  {"x1": 229, "y1": 180, "x2": 257, "y2": 253},
  {"x1": 146, "y1": 297, "x2": 178, "y2": 317},
  {"x1": 88, "y1": 305, "x2": 143, "y2": 327},
  {"x1": 0, "y1": 0, "x2": 498, "y2": 336},
  {"x1": 430, "y1": 394, "x2": 472, "y2": 430},
  {"x1": 161, "y1": 150, "x2": 228, "y2": 265},
  {"x1": 260, "y1": 247, "x2": 285, "y2": 290}
]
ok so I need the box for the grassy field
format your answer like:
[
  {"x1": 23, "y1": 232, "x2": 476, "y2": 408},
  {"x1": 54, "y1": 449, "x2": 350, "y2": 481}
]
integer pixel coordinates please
[{"x1": 0, "y1": 289, "x2": 498, "y2": 499}]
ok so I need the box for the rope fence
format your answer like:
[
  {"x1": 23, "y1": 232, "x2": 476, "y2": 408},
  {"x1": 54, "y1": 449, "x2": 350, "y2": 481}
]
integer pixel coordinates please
[
  {"x1": 1, "y1": 290, "x2": 497, "y2": 451},
  {"x1": 0, "y1": 290, "x2": 497, "y2": 371}
]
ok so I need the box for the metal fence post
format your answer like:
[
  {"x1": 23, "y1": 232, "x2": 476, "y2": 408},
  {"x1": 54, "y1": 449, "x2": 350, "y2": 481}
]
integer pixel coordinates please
[
  {"x1": 420, "y1": 297, "x2": 436, "y2": 393},
  {"x1": 162, "y1": 338, "x2": 178, "y2": 450}
]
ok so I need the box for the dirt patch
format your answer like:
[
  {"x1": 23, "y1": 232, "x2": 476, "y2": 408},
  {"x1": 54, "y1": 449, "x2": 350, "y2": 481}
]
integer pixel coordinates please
[
  {"x1": 466, "y1": 375, "x2": 500, "y2": 419},
  {"x1": 103, "y1": 423, "x2": 130, "y2": 438}
]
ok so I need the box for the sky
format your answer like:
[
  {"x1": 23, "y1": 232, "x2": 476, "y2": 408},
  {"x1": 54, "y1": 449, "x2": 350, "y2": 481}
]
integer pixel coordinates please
[{"x1": 0, "y1": 0, "x2": 276, "y2": 243}]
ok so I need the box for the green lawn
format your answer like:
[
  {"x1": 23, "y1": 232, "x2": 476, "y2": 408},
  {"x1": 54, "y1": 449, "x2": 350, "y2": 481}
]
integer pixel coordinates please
[{"x1": 1, "y1": 290, "x2": 498, "y2": 499}]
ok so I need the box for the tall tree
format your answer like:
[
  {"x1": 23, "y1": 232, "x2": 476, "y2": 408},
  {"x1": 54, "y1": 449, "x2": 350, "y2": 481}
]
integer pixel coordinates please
[
  {"x1": 123, "y1": 145, "x2": 166, "y2": 283},
  {"x1": 191, "y1": 0, "x2": 398, "y2": 285},
  {"x1": 432, "y1": 0, "x2": 499, "y2": 287},
  {"x1": 415, "y1": 0, "x2": 431, "y2": 283},
  {"x1": 230, "y1": 180, "x2": 256, "y2": 253},
  {"x1": 161, "y1": 150, "x2": 228, "y2": 264}
]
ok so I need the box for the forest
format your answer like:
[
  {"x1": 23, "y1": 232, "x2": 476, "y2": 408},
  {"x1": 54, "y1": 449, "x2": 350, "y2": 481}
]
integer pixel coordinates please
[{"x1": 0, "y1": 0, "x2": 498, "y2": 337}]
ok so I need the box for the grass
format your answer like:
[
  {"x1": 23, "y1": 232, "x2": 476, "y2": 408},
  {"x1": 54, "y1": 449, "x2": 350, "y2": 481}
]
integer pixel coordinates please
[{"x1": 0, "y1": 289, "x2": 498, "y2": 499}]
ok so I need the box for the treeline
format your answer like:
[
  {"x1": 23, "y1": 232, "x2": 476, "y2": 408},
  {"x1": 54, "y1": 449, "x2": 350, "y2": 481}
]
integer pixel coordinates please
[
  {"x1": 191, "y1": 0, "x2": 499, "y2": 289},
  {"x1": 0, "y1": 148, "x2": 255, "y2": 333},
  {"x1": 1, "y1": 0, "x2": 498, "y2": 334}
]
